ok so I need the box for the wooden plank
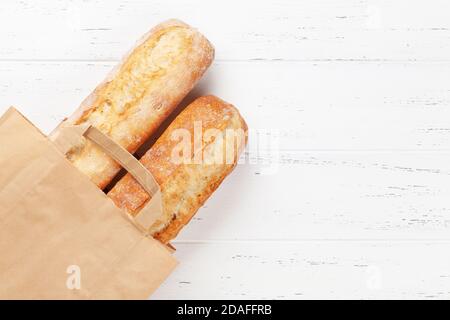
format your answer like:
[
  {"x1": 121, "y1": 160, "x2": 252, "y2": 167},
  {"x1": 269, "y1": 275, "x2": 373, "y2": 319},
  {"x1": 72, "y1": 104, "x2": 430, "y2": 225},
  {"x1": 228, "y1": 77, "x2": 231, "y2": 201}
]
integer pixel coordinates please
[
  {"x1": 1, "y1": 61, "x2": 450, "y2": 151},
  {"x1": 1, "y1": 0, "x2": 450, "y2": 61},
  {"x1": 152, "y1": 241, "x2": 450, "y2": 299},
  {"x1": 178, "y1": 151, "x2": 450, "y2": 240}
]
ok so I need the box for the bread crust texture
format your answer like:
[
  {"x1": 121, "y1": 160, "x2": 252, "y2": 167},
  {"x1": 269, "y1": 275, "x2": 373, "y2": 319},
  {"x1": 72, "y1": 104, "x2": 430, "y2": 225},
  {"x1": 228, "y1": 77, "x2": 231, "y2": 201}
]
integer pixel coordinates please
[
  {"x1": 108, "y1": 95, "x2": 248, "y2": 243},
  {"x1": 50, "y1": 20, "x2": 214, "y2": 189}
]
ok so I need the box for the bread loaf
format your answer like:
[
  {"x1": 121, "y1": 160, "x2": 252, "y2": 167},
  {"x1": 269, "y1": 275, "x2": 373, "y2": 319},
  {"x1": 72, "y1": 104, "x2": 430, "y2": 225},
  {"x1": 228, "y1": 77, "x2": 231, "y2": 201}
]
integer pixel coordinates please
[
  {"x1": 50, "y1": 20, "x2": 214, "y2": 189},
  {"x1": 108, "y1": 96, "x2": 248, "y2": 243}
]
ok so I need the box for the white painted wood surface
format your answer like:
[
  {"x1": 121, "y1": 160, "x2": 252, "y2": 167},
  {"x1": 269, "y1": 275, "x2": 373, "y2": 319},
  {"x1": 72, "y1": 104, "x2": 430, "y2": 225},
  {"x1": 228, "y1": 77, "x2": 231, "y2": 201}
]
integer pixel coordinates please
[{"x1": 1, "y1": 0, "x2": 449, "y2": 299}]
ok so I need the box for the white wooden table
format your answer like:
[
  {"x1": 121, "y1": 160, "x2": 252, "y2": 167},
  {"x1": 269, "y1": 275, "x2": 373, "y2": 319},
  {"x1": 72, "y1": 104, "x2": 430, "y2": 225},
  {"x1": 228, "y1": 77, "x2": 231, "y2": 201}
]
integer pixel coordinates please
[{"x1": 1, "y1": 0, "x2": 450, "y2": 299}]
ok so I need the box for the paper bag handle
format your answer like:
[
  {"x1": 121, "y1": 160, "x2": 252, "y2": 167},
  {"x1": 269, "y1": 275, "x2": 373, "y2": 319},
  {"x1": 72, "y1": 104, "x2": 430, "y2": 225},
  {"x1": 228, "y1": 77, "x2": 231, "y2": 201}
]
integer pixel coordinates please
[{"x1": 50, "y1": 124, "x2": 163, "y2": 234}]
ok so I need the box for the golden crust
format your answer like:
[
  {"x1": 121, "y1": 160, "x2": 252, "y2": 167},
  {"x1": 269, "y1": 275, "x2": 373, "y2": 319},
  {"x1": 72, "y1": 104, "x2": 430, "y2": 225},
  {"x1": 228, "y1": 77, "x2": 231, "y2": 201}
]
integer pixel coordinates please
[
  {"x1": 50, "y1": 20, "x2": 214, "y2": 189},
  {"x1": 108, "y1": 96, "x2": 248, "y2": 243}
]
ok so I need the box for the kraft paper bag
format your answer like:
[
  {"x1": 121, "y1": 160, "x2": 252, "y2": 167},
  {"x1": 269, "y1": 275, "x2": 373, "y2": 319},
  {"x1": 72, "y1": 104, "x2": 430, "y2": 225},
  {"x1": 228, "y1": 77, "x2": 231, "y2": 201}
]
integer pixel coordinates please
[{"x1": 0, "y1": 107, "x2": 177, "y2": 299}]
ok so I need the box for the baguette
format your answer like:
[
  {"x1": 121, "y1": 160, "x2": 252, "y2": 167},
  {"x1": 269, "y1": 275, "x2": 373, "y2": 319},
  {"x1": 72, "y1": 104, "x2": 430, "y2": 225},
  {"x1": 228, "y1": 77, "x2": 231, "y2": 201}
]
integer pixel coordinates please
[
  {"x1": 108, "y1": 96, "x2": 248, "y2": 243},
  {"x1": 50, "y1": 20, "x2": 214, "y2": 189}
]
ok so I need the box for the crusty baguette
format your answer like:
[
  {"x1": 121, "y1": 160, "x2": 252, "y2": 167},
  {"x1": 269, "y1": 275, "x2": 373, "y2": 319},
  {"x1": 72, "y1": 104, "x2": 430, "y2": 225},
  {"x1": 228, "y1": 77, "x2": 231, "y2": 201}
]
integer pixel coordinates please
[
  {"x1": 50, "y1": 20, "x2": 214, "y2": 189},
  {"x1": 108, "y1": 96, "x2": 248, "y2": 243}
]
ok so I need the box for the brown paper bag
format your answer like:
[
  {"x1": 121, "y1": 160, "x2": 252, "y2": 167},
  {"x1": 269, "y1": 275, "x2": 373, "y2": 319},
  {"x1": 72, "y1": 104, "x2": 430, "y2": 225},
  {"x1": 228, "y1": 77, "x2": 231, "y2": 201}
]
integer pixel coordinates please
[{"x1": 0, "y1": 107, "x2": 177, "y2": 299}]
